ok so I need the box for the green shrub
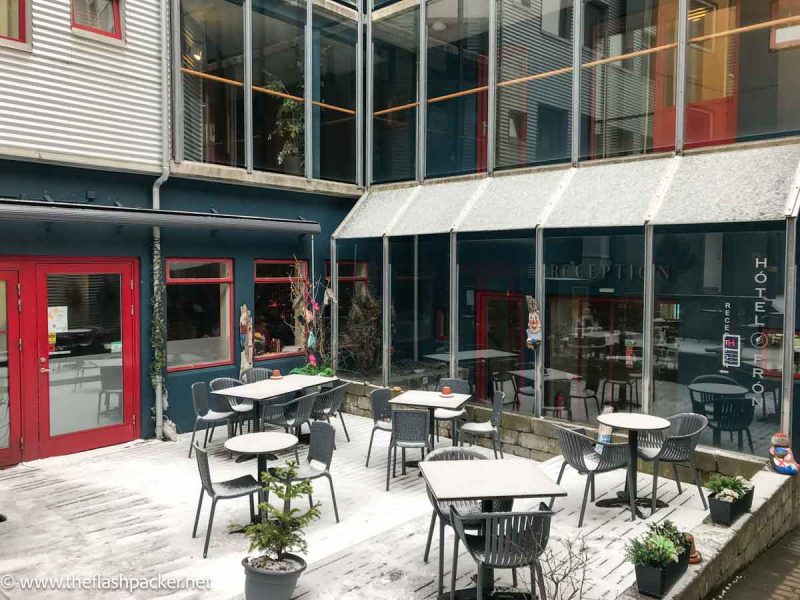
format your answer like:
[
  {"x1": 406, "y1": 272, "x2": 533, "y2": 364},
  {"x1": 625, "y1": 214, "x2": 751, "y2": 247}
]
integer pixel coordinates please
[
  {"x1": 706, "y1": 474, "x2": 753, "y2": 502},
  {"x1": 290, "y1": 363, "x2": 334, "y2": 377},
  {"x1": 625, "y1": 534, "x2": 679, "y2": 568},
  {"x1": 646, "y1": 520, "x2": 688, "y2": 556}
]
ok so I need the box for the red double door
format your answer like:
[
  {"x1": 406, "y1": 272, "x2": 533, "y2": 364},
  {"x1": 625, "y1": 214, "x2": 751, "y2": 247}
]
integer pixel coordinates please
[{"x1": 0, "y1": 258, "x2": 140, "y2": 467}]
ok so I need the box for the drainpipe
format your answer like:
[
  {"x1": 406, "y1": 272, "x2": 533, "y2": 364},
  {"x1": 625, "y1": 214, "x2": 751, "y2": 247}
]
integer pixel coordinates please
[{"x1": 152, "y1": 0, "x2": 172, "y2": 440}]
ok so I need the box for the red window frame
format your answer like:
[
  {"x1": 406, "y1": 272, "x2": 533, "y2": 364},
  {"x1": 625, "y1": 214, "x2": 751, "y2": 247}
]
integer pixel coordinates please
[
  {"x1": 165, "y1": 258, "x2": 234, "y2": 372},
  {"x1": 0, "y1": 0, "x2": 26, "y2": 43},
  {"x1": 324, "y1": 259, "x2": 370, "y2": 285},
  {"x1": 71, "y1": 0, "x2": 123, "y2": 40},
  {"x1": 253, "y1": 259, "x2": 309, "y2": 360}
]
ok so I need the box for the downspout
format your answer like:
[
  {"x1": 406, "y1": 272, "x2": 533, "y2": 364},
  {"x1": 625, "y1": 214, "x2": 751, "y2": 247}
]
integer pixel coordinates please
[{"x1": 152, "y1": 0, "x2": 172, "y2": 440}]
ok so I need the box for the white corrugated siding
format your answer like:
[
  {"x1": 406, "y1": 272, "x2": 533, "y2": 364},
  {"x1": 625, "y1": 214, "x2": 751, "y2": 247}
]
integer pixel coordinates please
[{"x1": 0, "y1": 0, "x2": 163, "y2": 171}]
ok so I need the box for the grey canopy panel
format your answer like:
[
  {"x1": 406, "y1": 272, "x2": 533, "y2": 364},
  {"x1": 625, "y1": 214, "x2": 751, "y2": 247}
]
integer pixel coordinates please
[
  {"x1": 544, "y1": 157, "x2": 673, "y2": 228},
  {"x1": 457, "y1": 168, "x2": 568, "y2": 232},
  {"x1": 388, "y1": 179, "x2": 482, "y2": 236},
  {"x1": 652, "y1": 143, "x2": 800, "y2": 225},
  {"x1": 334, "y1": 186, "x2": 413, "y2": 239}
]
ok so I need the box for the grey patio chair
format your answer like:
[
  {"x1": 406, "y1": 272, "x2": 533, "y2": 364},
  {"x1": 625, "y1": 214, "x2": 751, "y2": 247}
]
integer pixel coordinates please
[
  {"x1": 571, "y1": 362, "x2": 602, "y2": 421},
  {"x1": 638, "y1": 413, "x2": 709, "y2": 514},
  {"x1": 262, "y1": 391, "x2": 317, "y2": 438},
  {"x1": 268, "y1": 421, "x2": 341, "y2": 523},
  {"x1": 366, "y1": 387, "x2": 393, "y2": 467},
  {"x1": 210, "y1": 377, "x2": 253, "y2": 436},
  {"x1": 459, "y1": 390, "x2": 505, "y2": 458},
  {"x1": 511, "y1": 361, "x2": 536, "y2": 409},
  {"x1": 551, "y1": 424, "x2": 630, "y2": 527},
  {"x1": 386, "y1": 409, "x2": 432, "y2": 491},
  {"x1": 96, "y1": 365, "x2": 123, "y2": 424},
  {"x1": 434, "y1": 378, "x2": 470, "y2": 444},
  {"x1": 450, "y1": 504, "x2": 553, "y2": 600},
  {"x1": 311, "y1": 382, "x2": 351, "y2": 442},
  {"x1": 188, "y1": 382, "x2": 235, "y2": 458},
  {"x1": 192, "y1": 445, "x2": 261, "y2": 558},
  {"x1": 422, "y1": 447, "x2": 513, "y2": 599},
  {"x1": 240, "y1": 367, "x2": 272, "y2": 383}
]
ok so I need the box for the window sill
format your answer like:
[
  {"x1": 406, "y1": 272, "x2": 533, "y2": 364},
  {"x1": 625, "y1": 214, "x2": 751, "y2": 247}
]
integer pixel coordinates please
[
  {"x1": 71, "y1": 26, "x2": 126, "y2": 48},
  {"x1": 0, "y1": 37, "x2": 32, "y2": 52},
  {"x1": 167, "y1": 359, "x2": 233, "y2": 373},
  {"x1": 255, "y1": 351, "x2": 307, "y2": 361}
]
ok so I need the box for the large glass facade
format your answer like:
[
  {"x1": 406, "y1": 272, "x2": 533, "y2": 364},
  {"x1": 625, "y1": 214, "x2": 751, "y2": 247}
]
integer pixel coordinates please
[
  {"x1": 457, "y1": 232, "x2": 536, "y2": 407},
  {"x1": 426, "y1": 0, "x2": 490, "y2": 178},
  {"x1": 544, "y1": 230, "x2": 645, "y2": 423},
  {"x1": 652, "y1": 224, "x2": 786, "y2": 456},
  {"x1": 372, "y1": 4, "x2": 419, "y2": 183},
  {"x1": 388, "y1": 235, "x2": 450, "y2": 388}
]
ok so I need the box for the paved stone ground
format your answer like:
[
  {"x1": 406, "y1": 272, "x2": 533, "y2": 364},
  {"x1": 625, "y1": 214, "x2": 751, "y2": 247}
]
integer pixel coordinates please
[{"x1": 713, "y1": 526, "x2": 800, "y2": 600}]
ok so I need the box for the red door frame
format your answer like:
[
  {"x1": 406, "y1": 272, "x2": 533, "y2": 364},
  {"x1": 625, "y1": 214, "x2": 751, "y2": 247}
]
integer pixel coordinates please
[
  {"x1": 0, "y1": 270, "x2": 22, "y2": 467},
  {"x1": 0, "y1": 257, "x2": 140, "y2": 463},
  {"x1": 475, "y1": 291, "x2": 526, "y2": 401}
]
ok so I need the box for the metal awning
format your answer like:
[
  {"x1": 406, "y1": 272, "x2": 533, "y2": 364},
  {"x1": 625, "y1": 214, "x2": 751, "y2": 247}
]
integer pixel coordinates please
[
  {"x1": 388, "y1": 178, "x2": 482, "y2": 236},
  {"x1": 0, "y1": 198, "x2": 321, "y2": 234},
  {"x1": 333, "y1": 186, "x2": 414, "y2": 239}
]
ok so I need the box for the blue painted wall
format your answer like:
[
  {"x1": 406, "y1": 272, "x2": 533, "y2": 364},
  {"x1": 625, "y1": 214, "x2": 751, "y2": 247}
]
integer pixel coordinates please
[{"x1": 0, "y1": 160, "x2": 355, "y2": 442}]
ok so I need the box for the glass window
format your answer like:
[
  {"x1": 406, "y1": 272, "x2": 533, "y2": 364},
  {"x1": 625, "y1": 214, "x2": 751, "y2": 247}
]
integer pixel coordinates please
[
  {"x1": 313, "y1": 6, "x2": 358, "y2": 183},
  {"x1": 166, "y1": 259, "x2": 233, "y2": 370},
  {"x1": 373, "y1": 4, "x2": 419, "y2": 184},
  {"x1": 496, "y1": 0, "x2": 574, "y2": 170},
  {"x1": 253, "y1": 260, "x2": 307, "y2": 359},
  {"x1": 652, "y1": 224, "x2": 785, "y2": 457},
  {"x1": 336, "y1": 239, "x2": 383, "y2": 384},
  {"x1": 72, "y1": 0, "x2": 121, "y2": 38},
  {"x1": 1, "y1": 0, "x2": 24, "y2": 42},
  {"x1": 252, "y1": 0, "x2": 305, "y2": 176},
  {"x1": 389, "y1": 235, "x2": 450, "y2": 389},
  {"x1": 544, "y1": 230, "x2": 645, "y2": 424},
  {"x1": 458, "y1": 232, "x2": 536, "y2": 409},
  {"x1": 426, "y1": 0, "x2": 490, "y2": 178},
  {"x1": 181, "y1": 0, "x2": 245, "y2": 168},
  {"x1": 580, "y1": 0, "x2": 678, "y2": 160},
  {"x1": 684, "y1": 0, "x2": 800, "y2": 147}
]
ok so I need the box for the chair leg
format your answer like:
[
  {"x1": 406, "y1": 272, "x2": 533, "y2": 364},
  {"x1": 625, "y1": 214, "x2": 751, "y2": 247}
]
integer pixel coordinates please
[
  {"x1": 512, "y1": 568, "x2": 518, "y2": 587},
  {"x1": 627, "y1": 465, "x2": 637, "y2": 522},
  {"x1": 438, "y1": 520, "x2": 445, "y2": 600},
  {"x1": 188, "y1": 419, "x2": 200, "y2": 458},
  {"x1": 209, "y1": 424, "x2": 215, "y2": 442},
  {"x1": 326, "y1": 474, "x2": 340, "y2": 523},
  {"x1": 491, "y1": 435, "x2": 499, "y2": 459},
  {"x1": 192, "y1": 488, "x2": 204, "y2": 538},
  {"x1": 402, "y1": 448, "x2": 407, "y2": 476},
  {"x1": 203, "y1": 423, "x2": 210, "y2": 449},
  {"x1": 672, "y1": 463, "x2": 683, "y2": 494},
  {"x1": 249, "y1": 494, "x2": 255, "y2": 522},
  {"x1": 424, "y1": 510, "x2": 436, "y2": 563},
  {"x1": 477, "y1": 563, "x2": 484, "y2": 600},
  {"x1": 746, "y1": 429, "x2": 754, "y2": 454},
  {"x1": 536, "y1": 560, "x2": 547, "y2": 600},
  {"x1": 203, "y1": 498, "x2": 217, "y2": 559},
  {"x1": 386, "y1": 443, "x2": 393, "y2": 491},
  {"x1": 451, "y1": 535, "x2": 460, "y2": 600},
  {"x1": 338, "y1": 411, "x2": 351, "y2": 442},
  {"x1": 578, "y1": 474, "x2": 592, "y2": 528},
  {"x1": 651, "y1": 460, "x2": 660, "y2": 515},
  {"x1": 308, "y1": 493, "x2": 313, "y2": 510},
  {"x1": 366, "y1": 428, "x2": 376, "y2": 468},
  {"x1": 549, "y1": 461, "x2": 568, "y2": 509},
  {"x1": 690, "y1": 464, "x2": 708, "y2": 510},
  {"x1": 590, "y1": 475, "x2": 595, "y2": 502}
]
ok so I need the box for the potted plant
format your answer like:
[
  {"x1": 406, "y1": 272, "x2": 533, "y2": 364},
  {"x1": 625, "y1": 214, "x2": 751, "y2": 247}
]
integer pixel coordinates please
[
  {"x1": 239, "y1": 462, "x2": 320, "y2": 600},
  {"x1": 706, "y1": 474, "x2": 754, "y2": 526},
  {"x1": 262, "y1": 69, "x2": 304, "y2": 175},
  {"x1": 625, "y1": 519, "x2": 689, "y2": 599}
]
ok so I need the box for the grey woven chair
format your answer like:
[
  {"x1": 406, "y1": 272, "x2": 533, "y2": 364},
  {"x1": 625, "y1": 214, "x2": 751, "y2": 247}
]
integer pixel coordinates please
[
  {"x1": 192, "y1": 445, "x2": 261, "y2": 558},
  {"x1": 366, "y1": 387, "x2": 393, "y2": 467},
  {"x1": 262, "y1": 391, "x2": 317, "y2": 438},
  {"x1": 386, "y1": 409, "x2": 432, "y2": 491},
  {"x1": 268, "y1": 421, "x2": 341, "y2": 523},
  {"x1": 551, "y1": 424, "x2": 630, "y2": 526},
  {"x1": 459, "y1": 390, "x2": 505, "y2": 458},
  {"x1": 638, "y1": 413, "x2": 709, "y2": 514},
  {"x1": 422, "y1": 448, "x2": 513, "y2": 599},
  {"x1": 434, "y1": 378, "x2": 469, "y2": 444},
  {"x1": 311, "y1": 382, "x2": 351, "y2": 442},
  {"x1": 450, "y1": 504, "x2": 553, "y2": 600},
  {"x1": 188, "y1": 382, "x2": 235, "y2": 458},
  {"x1": 240, "y1": 367, "x2": 272, "y2": 383},
  {"x1": 210, "y1": 377, "x2": 253, "y2": 436},
  {"x1": 571, "y1": 362, "x2": 602, "y2": 421}
]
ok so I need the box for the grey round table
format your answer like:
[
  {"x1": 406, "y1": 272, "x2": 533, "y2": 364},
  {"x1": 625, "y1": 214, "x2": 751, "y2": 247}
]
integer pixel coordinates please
[
  {"x1": 595, "y1": 412, "x2": 671, "y2": 520},
  {"x1": 688, "y1": 382, "x2": 748, "y2": 396}
]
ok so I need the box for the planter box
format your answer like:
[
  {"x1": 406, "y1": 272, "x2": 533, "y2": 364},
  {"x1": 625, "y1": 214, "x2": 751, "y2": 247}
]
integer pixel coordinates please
[
  {"x1": 634, "y1": 550, "x2": 689, "y2": 599},
  {"x1": 708, "y1": 488, "x2": 754, "y2": 526}
]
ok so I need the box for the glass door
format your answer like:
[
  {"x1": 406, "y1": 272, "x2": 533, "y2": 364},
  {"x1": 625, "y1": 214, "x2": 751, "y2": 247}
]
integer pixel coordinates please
[
  {"x1": 35, "y1": 261, "x2": 138, "y2": 458},
  {"x1": 0, "y1": 270, "x2": 21, "y2": 467}
]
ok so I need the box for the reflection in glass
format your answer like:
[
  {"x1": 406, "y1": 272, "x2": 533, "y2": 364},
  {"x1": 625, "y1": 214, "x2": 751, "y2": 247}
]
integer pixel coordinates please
[
  {"x1": 426, "y1": 0, "x2": 490, "y2": 178},
  {"x1": 167, "y1": 281, "x2": 231, "y2": 368},
  {"x1": 47, "y1": 274, "x2": 124, "y2": 436},
  {"x1": 545, "y1": 232, "x2": 645, "y2": 423},
  {"x1": 0, "y1": 281, "x2": 8, "y2": 449},
  {"x1": 336, "y1": 239, "x2": 384, "y2": 384},
  {"x1": 181, "y1": 0, "x2": 245, "y2": 167},
  {"x1": 389, "y1": 235, "x2": 450, "y2": 388},
  {"x1": 458, "y1": 233, "x2": 536, "y2": 408},
  {"x1": 373, "y1": 5, "x2": 419, "y2": 183},
  {"x1": 580, "y1": 0, "x2": 678, "y2": 160},
  {"x1": 652, "y1": 225, "x2": 785, "y2": 456}
]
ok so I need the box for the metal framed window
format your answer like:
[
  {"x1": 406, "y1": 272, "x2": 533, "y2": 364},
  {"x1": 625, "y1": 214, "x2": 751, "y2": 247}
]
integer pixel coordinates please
[{"x1": 71, "y1": 0, "x2": 124, "y2": 42}]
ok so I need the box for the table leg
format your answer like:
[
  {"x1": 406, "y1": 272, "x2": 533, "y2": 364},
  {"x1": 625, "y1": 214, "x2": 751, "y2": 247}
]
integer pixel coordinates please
[
  {"x1": 236, "y1": 400, "x2": 262, "y2": 464},
  {"x1": 627, "y1": 430, "x2": 638, "y2": 520},
  {"x1": 429, "y1": 408, "x2": 436, "y2": 450}
]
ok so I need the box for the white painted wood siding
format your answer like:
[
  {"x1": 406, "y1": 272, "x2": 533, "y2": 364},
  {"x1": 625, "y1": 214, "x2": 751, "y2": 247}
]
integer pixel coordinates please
[{"x1": 0, "y1": 0, "x2": 163, "y2": 172}]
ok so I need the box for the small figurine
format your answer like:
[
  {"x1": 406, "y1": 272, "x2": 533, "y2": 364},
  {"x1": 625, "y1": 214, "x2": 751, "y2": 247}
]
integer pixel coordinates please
[
  {"x1": 525, "y1": 296, "x2": 542, "y2": 349},
  {"x1": 769, "y1": 432, "x2": 799, "y2": 476}
]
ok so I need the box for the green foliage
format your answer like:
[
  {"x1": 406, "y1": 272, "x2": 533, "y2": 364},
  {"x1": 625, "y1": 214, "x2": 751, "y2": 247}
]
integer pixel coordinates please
[
  {"x1": 290, "y1": 363, "x2": 334, "y2": 377},
  {"x1": 346, "y1": 286, "x2": 381, "y2": 374},
  {"x1": 706, "y1": 474, "x2": 753, "y2": 501},
  {"x1": 646, "y1": 520, "x2": 687, "y2": 555},
  {"x1": 148, "y1": 236, "x2": 168, "y2": 421},
  {"x1": 240, "y1": 462, "x2": 321, "y2": 562},
  {"x1": 625, "y1": 534, "x2": 679, "y2": 569},
  {"x1": 262, "y1": 69, "x2": 304, "y2": 167}
]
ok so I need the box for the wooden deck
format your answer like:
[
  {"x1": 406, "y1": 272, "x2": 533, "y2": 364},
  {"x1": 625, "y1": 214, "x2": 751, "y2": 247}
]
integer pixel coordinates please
[{"x1": 0, "y1": 415, "x2": 710, "y2": 599}]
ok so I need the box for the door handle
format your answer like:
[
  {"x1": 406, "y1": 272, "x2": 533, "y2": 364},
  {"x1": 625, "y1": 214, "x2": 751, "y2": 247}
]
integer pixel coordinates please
[{"x1": 40, "y1": 367, "x2": 50, "y2": 373}]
